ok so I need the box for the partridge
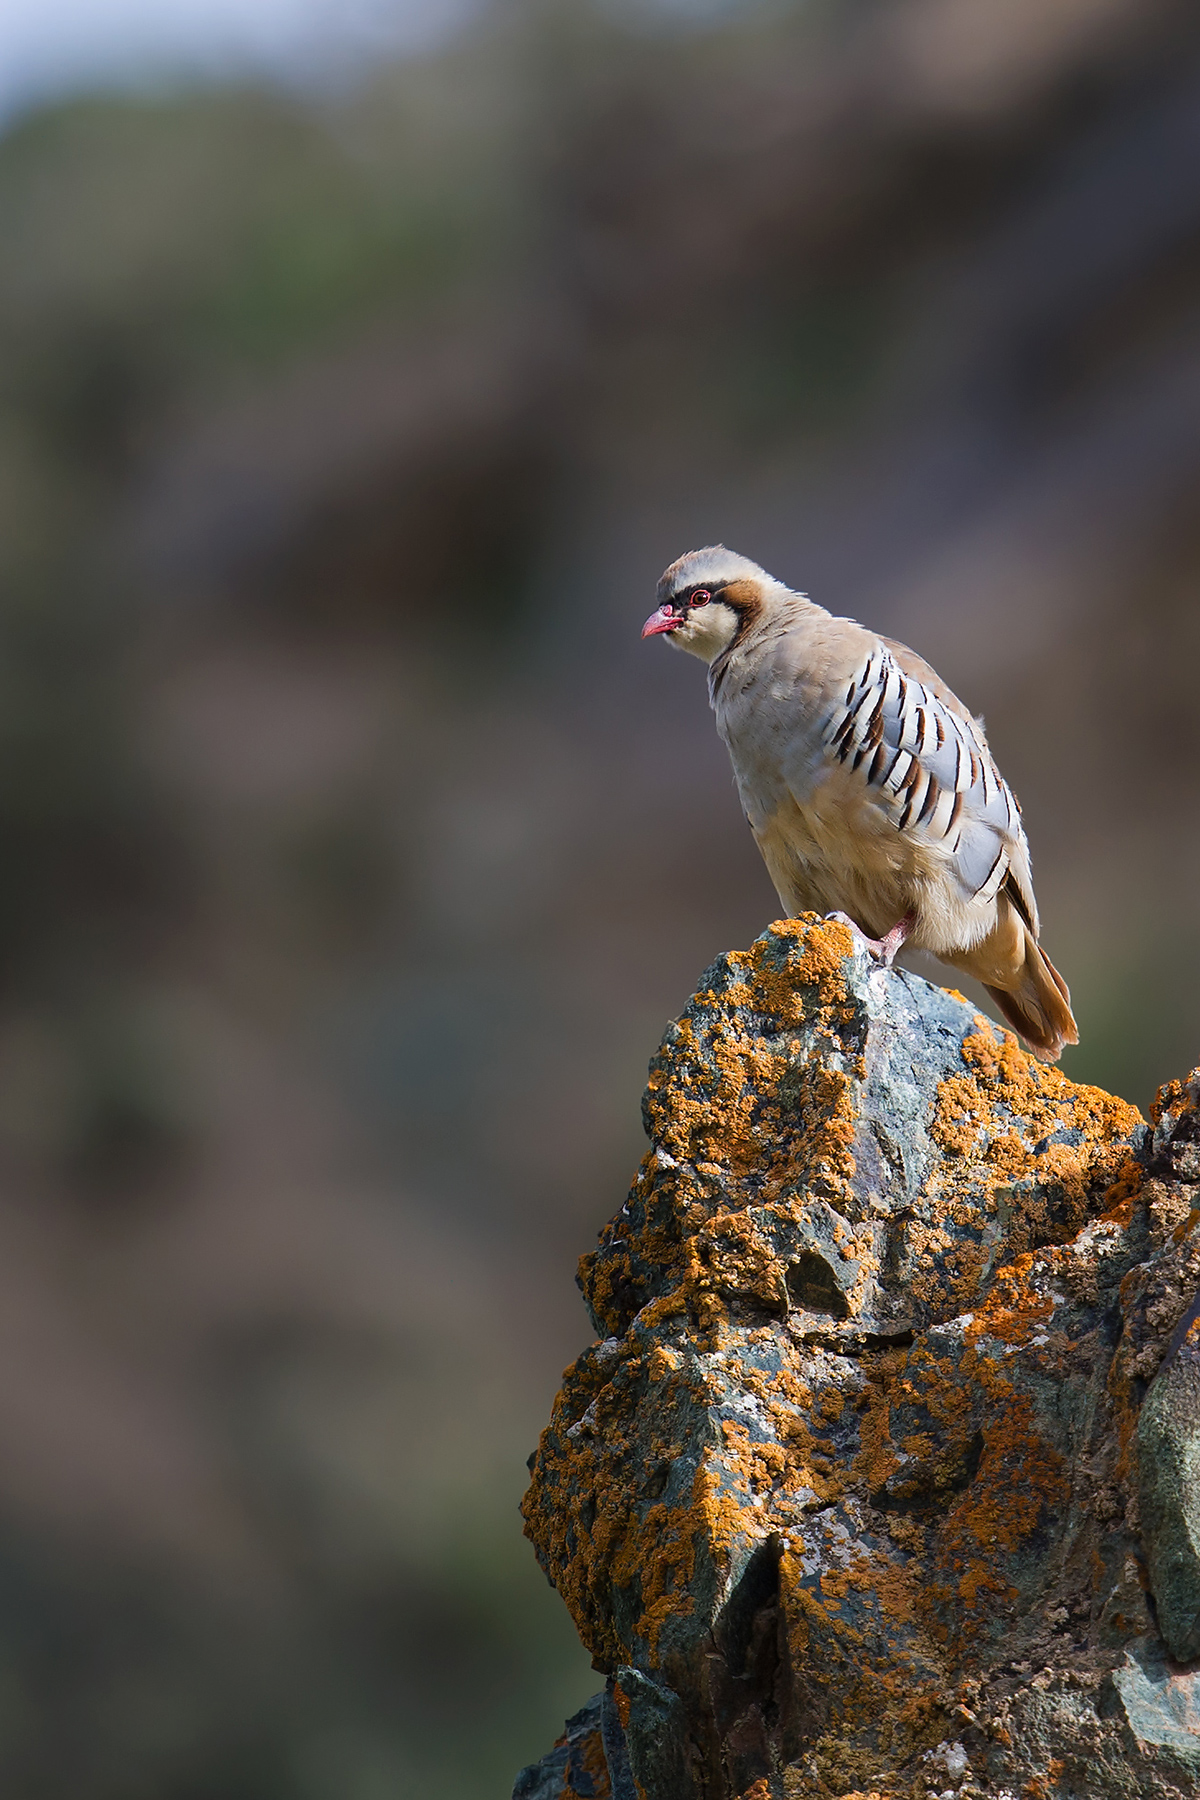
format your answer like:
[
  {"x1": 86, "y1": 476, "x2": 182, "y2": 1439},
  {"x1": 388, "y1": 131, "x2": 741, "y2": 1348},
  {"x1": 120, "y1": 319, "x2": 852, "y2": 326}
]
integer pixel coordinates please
[{"x1": 642, "y1": 546, "x2": 1078, "y2": 1060}]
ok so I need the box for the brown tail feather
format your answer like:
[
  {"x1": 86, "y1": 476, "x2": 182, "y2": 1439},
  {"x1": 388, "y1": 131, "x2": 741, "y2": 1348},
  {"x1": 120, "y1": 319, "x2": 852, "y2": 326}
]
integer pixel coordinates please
[{"x1": 984, "y1": 936, "x2": 1078, "y2": 1063}]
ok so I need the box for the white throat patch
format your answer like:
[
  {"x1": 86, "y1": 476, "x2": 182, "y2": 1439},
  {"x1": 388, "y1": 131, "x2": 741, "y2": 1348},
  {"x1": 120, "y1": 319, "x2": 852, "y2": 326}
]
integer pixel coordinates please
[{"x1": 666, "y1": 600, "x2": 740, "y2": 663}]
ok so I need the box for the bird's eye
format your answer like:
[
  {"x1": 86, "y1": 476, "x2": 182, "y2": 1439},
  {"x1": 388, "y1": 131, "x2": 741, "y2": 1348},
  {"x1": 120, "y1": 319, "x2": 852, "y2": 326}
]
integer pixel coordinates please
[{"x1": 691, "y1": 589, "x2": 711, "y2": 608}]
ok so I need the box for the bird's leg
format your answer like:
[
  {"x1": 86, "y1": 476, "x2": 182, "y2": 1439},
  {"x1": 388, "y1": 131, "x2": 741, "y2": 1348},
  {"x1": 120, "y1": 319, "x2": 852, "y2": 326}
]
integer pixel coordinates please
[
  {"x1": 824, "y1": 909, "x2": 916, "y2": 968},
  {"x1": 876, "y1": 910, "x2": 917, "y2": 967}
]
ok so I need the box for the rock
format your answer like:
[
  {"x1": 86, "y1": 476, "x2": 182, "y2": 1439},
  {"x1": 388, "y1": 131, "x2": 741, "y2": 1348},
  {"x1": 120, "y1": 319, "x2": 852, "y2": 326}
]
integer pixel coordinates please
[
  {"x1": 513, "y1": 1695, "x2": 613, "y2": 1799},
  {"x1": 519, "y1": 919, "x2": 1200, "y2": 1798},
  {"x1": 1137, "y1": 1070, "x2": 1200, "y2": 1667},
  {"x1": 1137, "y1": 1347, "x2": 1200, "y2": 1664},
  {"x1": 1109, "y1": 1639, "x2": 1200, "y2": 1772}
]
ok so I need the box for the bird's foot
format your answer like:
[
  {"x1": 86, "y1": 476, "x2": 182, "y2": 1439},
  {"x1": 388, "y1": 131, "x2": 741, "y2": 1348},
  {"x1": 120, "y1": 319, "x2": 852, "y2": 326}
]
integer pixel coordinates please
[
  {"x1": 823, "y1": 910, "x2": 915, "y2": 968},
  {"x1": 877, "y1": 910, "x2": 917, "y2": 967}
]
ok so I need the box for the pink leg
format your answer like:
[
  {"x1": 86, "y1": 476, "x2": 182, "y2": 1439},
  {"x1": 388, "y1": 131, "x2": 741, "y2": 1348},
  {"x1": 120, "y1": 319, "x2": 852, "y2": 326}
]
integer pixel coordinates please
[
  {"x1": 876, "y1": 910, "x2": 916, "y2": 966},
  {"x1": 824, "y1": 910, "x2": 916, "y2": 968}
]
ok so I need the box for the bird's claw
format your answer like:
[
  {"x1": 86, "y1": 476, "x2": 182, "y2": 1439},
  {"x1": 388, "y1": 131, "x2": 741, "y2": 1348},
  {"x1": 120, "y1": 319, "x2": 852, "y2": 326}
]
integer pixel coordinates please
[{"x1": 823, "y1": 910, "x2": 914, "y2": 968}]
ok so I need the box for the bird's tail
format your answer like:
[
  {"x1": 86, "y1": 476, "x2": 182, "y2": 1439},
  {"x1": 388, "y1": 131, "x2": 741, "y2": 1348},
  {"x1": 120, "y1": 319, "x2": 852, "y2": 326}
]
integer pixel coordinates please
[{"x1": 983, "y1": 931, "x2": 1079, "y2": 1063}]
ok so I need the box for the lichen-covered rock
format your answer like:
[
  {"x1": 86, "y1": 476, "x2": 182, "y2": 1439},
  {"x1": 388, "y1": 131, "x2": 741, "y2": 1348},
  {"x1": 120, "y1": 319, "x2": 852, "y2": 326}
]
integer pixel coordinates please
[{"x1": 520, "y1": 919, "x2": 1200, "y2": 1799}]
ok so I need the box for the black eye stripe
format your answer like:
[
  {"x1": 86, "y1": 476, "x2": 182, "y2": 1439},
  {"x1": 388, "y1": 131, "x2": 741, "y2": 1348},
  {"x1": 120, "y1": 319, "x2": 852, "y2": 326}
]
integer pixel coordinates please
[{"x1": 663, "y1": 581, "x2": 730, "y2": 613}]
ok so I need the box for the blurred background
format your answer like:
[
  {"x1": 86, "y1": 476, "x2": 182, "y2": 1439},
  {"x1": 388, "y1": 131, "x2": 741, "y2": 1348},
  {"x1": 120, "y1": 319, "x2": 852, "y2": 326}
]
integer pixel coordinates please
[{"x1": 0, "y1": 0, "x2": 1198, "y2": 1791}]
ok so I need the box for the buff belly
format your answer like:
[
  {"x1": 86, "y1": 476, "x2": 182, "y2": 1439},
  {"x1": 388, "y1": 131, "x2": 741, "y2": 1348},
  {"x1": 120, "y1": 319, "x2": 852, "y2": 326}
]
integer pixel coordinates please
[{"x1": 751, "y1": 786, "x2": 1000, "y2": 959}]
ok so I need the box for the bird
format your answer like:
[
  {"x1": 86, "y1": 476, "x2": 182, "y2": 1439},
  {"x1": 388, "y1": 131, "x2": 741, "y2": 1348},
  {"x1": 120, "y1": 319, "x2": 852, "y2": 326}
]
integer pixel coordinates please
[{"x1": 641, "y1": 545, "x2": 1078, "y2": 1061}]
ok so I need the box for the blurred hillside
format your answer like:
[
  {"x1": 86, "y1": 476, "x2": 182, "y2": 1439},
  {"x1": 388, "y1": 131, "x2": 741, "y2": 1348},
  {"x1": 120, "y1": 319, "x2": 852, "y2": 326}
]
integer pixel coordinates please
[{"x1": 0, "y1": 0, "x2": 1198, "y2": 1793}]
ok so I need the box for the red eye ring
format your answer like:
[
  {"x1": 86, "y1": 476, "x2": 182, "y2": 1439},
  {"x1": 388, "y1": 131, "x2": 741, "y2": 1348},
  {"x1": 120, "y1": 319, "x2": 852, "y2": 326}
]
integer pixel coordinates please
[{"x1": 691, "y1": 589, "x2": 711, "y2": 608}]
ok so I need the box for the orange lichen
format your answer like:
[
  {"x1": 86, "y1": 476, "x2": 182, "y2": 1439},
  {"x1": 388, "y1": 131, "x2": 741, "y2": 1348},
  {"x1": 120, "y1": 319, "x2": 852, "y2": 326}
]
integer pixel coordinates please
[
  {"x1": 1100, "y1": 1157, "x2": 1144, "y2": 1227},
  {"x1": 1150, "y1": 1066, "x2": 1200, "y2": 1129},
  {"x1": 965, "y1": 1253, "x2": 1055, "y2": 1345},
  {"x1": 549, "y1": 1714, "x2": 613, "y2": 1800},
  {"x1": 933, "y1": 1020, "x2": 1140, "y2": 1195},
  {"x1": 579, "y1": 919, "x2": 869, "y2": 1344},
  {"x1": 1172, "y1": 1207, "x2": 1200, "y2": 1246}
]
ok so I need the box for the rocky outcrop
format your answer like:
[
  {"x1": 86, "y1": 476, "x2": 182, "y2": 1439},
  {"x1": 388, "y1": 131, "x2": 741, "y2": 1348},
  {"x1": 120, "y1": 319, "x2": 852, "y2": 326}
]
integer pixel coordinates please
[{"x1": 517, "y1": 918, "x2": 1200, "y2": 1799}]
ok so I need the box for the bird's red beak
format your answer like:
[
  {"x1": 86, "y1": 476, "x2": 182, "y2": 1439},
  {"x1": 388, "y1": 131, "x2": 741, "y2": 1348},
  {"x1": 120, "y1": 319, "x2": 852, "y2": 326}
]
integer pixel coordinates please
[{"x1": 642, "y1": 605, "x2": 680, "y2": 638}]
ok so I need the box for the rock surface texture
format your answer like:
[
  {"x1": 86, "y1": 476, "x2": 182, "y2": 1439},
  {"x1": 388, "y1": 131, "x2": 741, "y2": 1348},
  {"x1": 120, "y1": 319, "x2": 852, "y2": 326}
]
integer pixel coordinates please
[{"x1": 517, "y1": 918, "x2": 1200, "y2": 1799}]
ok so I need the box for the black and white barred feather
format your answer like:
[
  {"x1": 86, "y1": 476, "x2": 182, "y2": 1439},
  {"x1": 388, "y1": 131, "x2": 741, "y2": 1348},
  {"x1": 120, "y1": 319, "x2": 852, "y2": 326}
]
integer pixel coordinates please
[{"x1": 819, "y1": 642, "x2": 1028, "y2": 918}]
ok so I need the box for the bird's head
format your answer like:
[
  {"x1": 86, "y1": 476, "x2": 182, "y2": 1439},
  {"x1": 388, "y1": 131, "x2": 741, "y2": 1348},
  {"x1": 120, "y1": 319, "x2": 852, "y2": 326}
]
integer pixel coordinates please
[{"x1": 642, "y1": 546, "x2": 780, "y2": 663}]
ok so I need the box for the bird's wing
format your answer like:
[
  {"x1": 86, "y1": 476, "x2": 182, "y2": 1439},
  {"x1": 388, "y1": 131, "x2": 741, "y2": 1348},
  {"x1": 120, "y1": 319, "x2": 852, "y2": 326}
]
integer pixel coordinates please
[
  {"x1": 880, "y1": 633, "x2": 1040, "y2": 934},
  {"x1": 817, "y1": 634, "x2": 1032, "y2": 917}
]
